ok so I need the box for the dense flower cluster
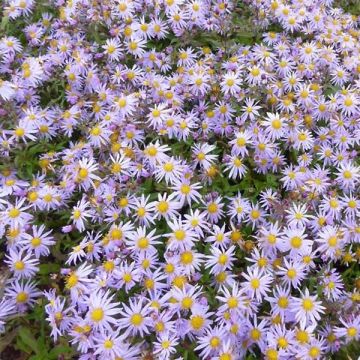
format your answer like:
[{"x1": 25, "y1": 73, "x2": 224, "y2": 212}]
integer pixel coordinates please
[{"x1": 0, "y1": 0, "x2": 360, "y2": 359}]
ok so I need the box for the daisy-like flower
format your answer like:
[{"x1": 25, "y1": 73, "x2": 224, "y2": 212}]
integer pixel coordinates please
[
  {"x1": 262, "y1": 112, "x2": 287, "y2": 140},
  {"x1": 187, "y1": 306, "x2": 213, "y2": 334},
  {"x1": 224, "y1": 155, "x2": 247, "y2": 179},
  {"x1": 70, "y1": 198, "x2": 93, "y2": 232},
  {"x1": 153, "y1": 192, "x2": 181, "y2": 220},
  {"x1": 230, "y1": 130, "x2": 253, "y2": 156},
  {"x1": 126, "y1": 226, "x2": 161, "y2": 254},
  {"x1": 246, "y1": 204, "x2": 265, "y2": 230},
  {"x1": 93, "y1": 330, "x2": 125, "y2": 358},
  {"x1": 20, "y1": 224, "x2": 55, "y2": 258},
  {"x1": 276, "y1": 257, "x2": 306, "y2": 289},
  {"x1": 204, "y1": 196, "x2": 225, "y2": 223},
  {"x1": 195, "y1": 326, "x2": 227, "y2": 358},
  {"x1": 114, "y1": 261, "x2": 140, "y2": 291},
  {"x1": 205, "y1": 245, "x2": 236, "y2": 275},
  {"x1": 266, "y1": 285, "x2": 292, "y2": 322},
  {"x1": 102, "y1": 38, "x2": 122, "y2": 61},
  {"x1": 167, "y1": 285, "x2": 202, "y2": 314},
  {"x1": 64, "y1": 262, "x2": 93, "y2": 302},
  {"x1": 334, "y1": 317, "x2": 360, "y2": 344},
  {"x1": 118, "y1": 297, "x2": 152, "y2": 337},
  {"x1": 316, "y1": 225, "x2": 344, "y2": 260},
  {"x1": 242, "y1": 266, "x2": 273, "y2": 301},
  {"x1": 258, "y1": 222, "x2": 283, "y2": 254},
  {"x1": 216, "y1": 283, "x2": 247, "y2": 315},
  {"x1": 86, "y1": 290, "x2": 120, "y2": 331},
  {"x1": 227, "y1": 193, "x2": 251, "y2": 223},
  {"x1": 88, "y1": 123, "x2": 111, "y2": 147},
  {"x1": 109, "y1": 152, "x2": 132, "y2": 178},
  {"x1": 165, "y1": 217, "x2": 198, "y2": 251},
  {"x1": 155, "y1": 157, "x2": 183, "y2": 184},
  {"x1": 131, "y1": 194, "x2": 155, "y2": 226},
  {"x1": 5, "y1": 249, "x2": 39, "y2": 279},
  {"x1": 321, "y1": 268, "x2": 344, "y2": 301},
  {"x1": 74, "y1": 158, "x2": 101, "y2": 190},
  {"x1": 3, "y1": 199, "x2": 33, "y2": 228},
  {"x1": 291, "y1": 288, "x2": 325, "y2": 327},
  {"x1": 177, "y1": 248, "x2": 203, "y2": 275},
  {"x1": 0, "y1": 80, "x2": 16, "y2": 101},
  {"x1": 285, "y1": 204, "x2": 311, "y2": 228},
  {"x1": 177, "y1": 48, "x2": 196, "y2": 66},
  {"x1": 126, "y1": 36, "x2": 147, "y2": 57},
  {"x1": 335, "y1": 162, "x2": 360, "y2": 190},
  {"x1": 206, "y1": 224, "x2": 231, "y2": 249},
  {"x1": 221, "y1": 71, "x2": 242, "y2": 95},
  {"x1": 153, "y1": 332, "x2": 179, "y2": 359},
  {"x1": 5, "y1": 280, "x2": 41, "y2": 311},
  {"x1": 297, "y1": 337, "x2": 326, "y2": 360},
  {"x1": 183, "y1": 209, "x2": 209, "y2": 238},
  {"x1": 241, "y1": 98, "x2": 261, "y2": 121},
  {"x1": 114, "y1": 93, "x2": 138, "y2": 117},
  {"x1": 170, "y1": 180, "x2": 202, "y2": 205},
  {"x1": 279, "y1": 226, "x2": 312, "y2": 255},
  {"x1": 144, "y1": 141, "x2": 171, "y2": 167},
  {"x1": 192, "y1": 143, "x2": 217, "y2": 170},
  {"x1": 293, "y1": 129, "x2": 314, "y2": 151},
  {"x1": 147, "y1": 103, "x2": 171, "y2": 129},
  {"x1": 0, "y1": 299, "x2": 15, "y2": 333},
  {"x1": 66, "y1": 243, "x2": 86, "y2": 266}
]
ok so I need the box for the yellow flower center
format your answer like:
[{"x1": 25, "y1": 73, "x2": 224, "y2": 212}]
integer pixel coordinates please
[
  {"x1": 291, "y1": 236, "x2": 302, "y2": 249},
  {"x1": 190, "y1": 315, "x2": 204, "y2": 330},
  {"x1": 302, "y1": 298, "x2": 314, "y2": 311},
  {"x1": 308, "y1": 346, "x2": 320, "y2": 358},
  {"x1": 174, "y1": 229, "x2": 185, "y2": 241},
  {"x1": 78, "y1": 168, "x2": 88, "y2": 179},
  {"x1": 91, "y1": 308, "x2": 104, "y2": 322},
  {"x1": 347, "y1": 327, "x2": 357, "y2": 337},
  {"x1": 104, "y1": 339, "x2": 113, "y2": 349},
  {"x1": 180, "y1": 251, "x2": 193, "y2": 264},
  {"x1": 16, "y1": 292, "x2": 28, "y2": 303},
  {"x1": 250, "y1": 328, "x2": 261, "y2": 341},
  {"x1": 31, "y1": 237, "x2": 42, "y2": 247},
  {"x1": 137, "y1": 237, "x2": 149, "y2": 249},
  {"x1": 8, "y1": 208, "x2": 20, "y2": 218},
  {"x1": 250, "y1": 278, "x2": 260, "y2": 289},
  {"x1": 227, "y1": 297, "x2": 238, "y2": 309},
  {"x1": 157, "y1": 201, "x2": 169, "y2": 213},
  {"x1": 130, "y1": 313, "x2": 143, "y2": 326},
  {"x1": 181, "y1": 297, "x2": 193, "y2": 309},
  {"x1": 66, "y1": 273, "x2": 78, "y2": 288},
  {"x1": 278, "y1": 296, "x2": 289, "y2": 308},
  {"x1": 14, "y1": 261, "x2": 25, "y2": 271},
  {"x1": 207, "y1": 203, "x2": 218, "y2": 213}
]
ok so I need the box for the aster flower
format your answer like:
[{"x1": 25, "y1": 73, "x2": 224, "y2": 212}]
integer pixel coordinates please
[
  {"x1": 71, "y1": 198, "x2": 93, "y2": 232},
  {"x1": 0, "y1": 299, "x2": 15, "y2": 333},
  {"x1": 3, "y1": 199, "x2": 33, "y2": 228},
  {"x1": 5, "y1": 280, "x2": 41, "y2": 311},
  {"x1": 74, "y1": 158, "x2": 101, "y2": 190},
  {"x1": 86, "y1": 291, "x2": 120, "y2": 331},
  {"x1": 290, "y1": 288, "x2": 325, "y2": 327},
  {"x1": 334, "y1": 317, "x2": 360, "y2": 344},
  {"x1": 118, "y1": 297, "x2": 152, "y2": 337},
  {"x1": 242, "y1": 266, "x2": 273, "y2": 301},
  {"x1": 20, "y1": 224, "x2": 55, "y2": 258},
  {"x1": 5, "y1": 249, "x2": 39, "y2": 279}
]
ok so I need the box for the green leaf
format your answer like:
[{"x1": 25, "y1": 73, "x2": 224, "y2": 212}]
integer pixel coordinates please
[
  {"x1": 49, "y1": 345, "x2": 73, "y2": 359},
  {"x1": 0, "y1": 16, "x2": 9, "y2": 31},
  {"x1": 18, "y1": 326, "x2": 39, "y2": 354},
  {"x1": 39, "y1": 263, "x2": 60, "y2": 275}
]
